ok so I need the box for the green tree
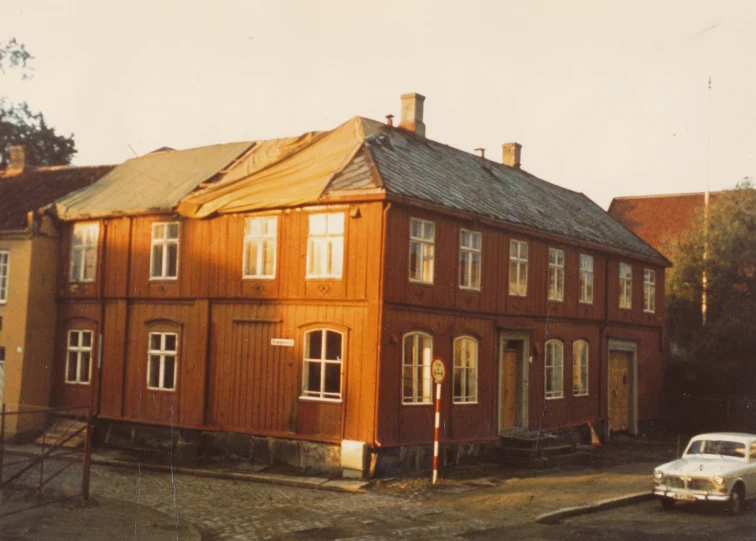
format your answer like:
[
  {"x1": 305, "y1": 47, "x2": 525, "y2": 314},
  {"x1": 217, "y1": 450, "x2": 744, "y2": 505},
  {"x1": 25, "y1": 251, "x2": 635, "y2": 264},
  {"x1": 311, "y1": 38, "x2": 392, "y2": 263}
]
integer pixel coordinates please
[
  {"x1": 0, "y1": 38, "x2": 76, "y2": 167},
  {"x1": 666, "y1": 180, "x2": 756, "y2": 395}
]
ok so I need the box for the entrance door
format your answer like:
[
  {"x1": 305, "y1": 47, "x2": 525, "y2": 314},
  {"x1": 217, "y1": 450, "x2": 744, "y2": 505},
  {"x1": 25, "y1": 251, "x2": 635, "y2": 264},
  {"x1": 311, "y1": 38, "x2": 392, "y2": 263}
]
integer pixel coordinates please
[
  {"x1": 500, "y1": 350, "x2": 518, "y2": 430},
  {"x1": 609, "y1": 350, "x2": 631, "y2": 431}
]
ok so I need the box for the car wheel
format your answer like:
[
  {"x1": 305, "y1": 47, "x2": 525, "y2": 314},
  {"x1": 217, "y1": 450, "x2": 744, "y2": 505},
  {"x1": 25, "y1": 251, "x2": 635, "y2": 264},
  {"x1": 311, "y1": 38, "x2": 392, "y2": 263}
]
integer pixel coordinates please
[
  {"x1": 728, "y1": 485, "x2": 745, "y2": 514},
  {"x1": 660, "y1": 497, "x2": 675, "y2": 510}
]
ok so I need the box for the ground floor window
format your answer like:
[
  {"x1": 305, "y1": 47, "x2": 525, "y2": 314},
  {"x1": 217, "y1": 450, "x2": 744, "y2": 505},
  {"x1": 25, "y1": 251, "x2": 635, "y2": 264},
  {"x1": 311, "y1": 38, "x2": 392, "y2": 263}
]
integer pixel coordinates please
[
  {"x1": 573, "y1": 340, "x2": 589, "y2": 396},
  {"x1": 402, "y1": 332, "x2": 432, "y2": 404},
  {"x1": 302, "y1": 329, "x2": 343, "y2": 401},
  {"x1": 147, "y1": 332, "x2": 177, "y2": 391},
  {"x1": 453, "y1": 336, "x2": 478, "y2": 403},
  {"x1": 545, "y1": 339, "x2": 563, "y2": 399},
  {"x1": 66, "y1": 330, "x2": 93, "y2": 384}
]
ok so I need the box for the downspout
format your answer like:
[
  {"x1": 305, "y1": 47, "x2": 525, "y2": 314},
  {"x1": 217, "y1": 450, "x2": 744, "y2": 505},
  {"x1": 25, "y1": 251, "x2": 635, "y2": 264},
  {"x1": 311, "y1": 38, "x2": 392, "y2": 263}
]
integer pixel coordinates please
[
  {"x1": 95, "y1": 219, "x2": 108, "y2": 416},
  {"x1": 372, "y1": 201, "x2": 391, "y2": 448},
  {"x1": 119, "y1": 218, "x2": 134, "y2": 418}
]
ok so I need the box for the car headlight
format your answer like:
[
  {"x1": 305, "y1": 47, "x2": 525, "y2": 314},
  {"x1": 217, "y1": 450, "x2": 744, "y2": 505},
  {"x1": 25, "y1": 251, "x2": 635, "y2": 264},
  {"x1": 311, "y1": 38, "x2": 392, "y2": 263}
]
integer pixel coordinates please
[
  {"x1": 713, "y1": 475, "x2": 725, "y2": 485},
  {"x1": 654, "y1": 470, "x2": 664, "y2": 481}
]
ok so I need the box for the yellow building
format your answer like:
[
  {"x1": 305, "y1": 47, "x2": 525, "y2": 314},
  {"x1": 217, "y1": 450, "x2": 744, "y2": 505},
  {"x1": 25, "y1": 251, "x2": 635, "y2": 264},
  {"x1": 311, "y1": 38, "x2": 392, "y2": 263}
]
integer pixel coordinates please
[{"x1": 0, "y1": 146, "x2": 112, "y2": 437}]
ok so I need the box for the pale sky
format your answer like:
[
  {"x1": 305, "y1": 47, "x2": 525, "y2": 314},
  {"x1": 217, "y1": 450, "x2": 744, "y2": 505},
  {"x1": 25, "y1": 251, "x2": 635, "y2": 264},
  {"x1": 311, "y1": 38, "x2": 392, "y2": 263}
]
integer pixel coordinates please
[{"x1": 2, "y1": 0, "x2": 755, "y2": 209}]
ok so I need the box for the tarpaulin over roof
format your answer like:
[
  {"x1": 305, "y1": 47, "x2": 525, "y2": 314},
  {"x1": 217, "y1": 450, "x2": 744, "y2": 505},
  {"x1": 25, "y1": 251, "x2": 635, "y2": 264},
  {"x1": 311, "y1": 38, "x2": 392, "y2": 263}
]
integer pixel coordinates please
[
  {"x1": 176, "y1": 117, "x2": 382, "y2": 218},
  {"x1": 53, "y1": 142, "x2": 253, "y2": 220}
]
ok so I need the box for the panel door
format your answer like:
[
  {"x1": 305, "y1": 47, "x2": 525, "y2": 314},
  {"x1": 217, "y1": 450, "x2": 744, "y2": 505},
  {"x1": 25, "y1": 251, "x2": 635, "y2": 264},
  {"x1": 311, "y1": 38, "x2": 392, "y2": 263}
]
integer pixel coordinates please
[
  {"x1": 500, "y1": 350, "x2": 518, "y2": 430},
  {"x1": 609, "y1": 350, "x2": 631, "y2": 431}
]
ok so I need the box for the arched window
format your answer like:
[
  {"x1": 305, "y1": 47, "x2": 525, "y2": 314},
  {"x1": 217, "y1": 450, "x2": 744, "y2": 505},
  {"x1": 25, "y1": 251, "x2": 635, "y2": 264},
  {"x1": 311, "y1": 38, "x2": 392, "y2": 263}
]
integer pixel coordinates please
[
  {"x1": 453, "y1": 337, "x2": 478, "y2": 404},
  {"x1": 302, "y1": 329, "x2": 343, "y2": 401},
  {"x1": 573, "y1": 340, "x2": 589, "y2": 397},
  {"x1": 402, "y1": 332, "x2": 432, "y2": 404},
  {"x1": 545, "y1": 340, "x2": 564, "y2": 399}
]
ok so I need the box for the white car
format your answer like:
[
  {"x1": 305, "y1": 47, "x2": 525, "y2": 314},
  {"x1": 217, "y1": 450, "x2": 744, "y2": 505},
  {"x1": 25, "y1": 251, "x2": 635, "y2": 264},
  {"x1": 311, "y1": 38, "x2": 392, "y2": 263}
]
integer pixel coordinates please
[{"x1": 653, "y1": 432, "x2": 756, "y2": 513}]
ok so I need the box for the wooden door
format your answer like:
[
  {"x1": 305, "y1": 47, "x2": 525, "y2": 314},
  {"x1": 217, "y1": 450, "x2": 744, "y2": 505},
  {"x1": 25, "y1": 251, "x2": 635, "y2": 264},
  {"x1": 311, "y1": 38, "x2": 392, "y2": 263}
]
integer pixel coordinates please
[
  {"x1": 609, "y1": 350, "x2": 631, "y2": 431},
  {"x1": 500, "y1": 350, "x2": 518, "y2": 430}
]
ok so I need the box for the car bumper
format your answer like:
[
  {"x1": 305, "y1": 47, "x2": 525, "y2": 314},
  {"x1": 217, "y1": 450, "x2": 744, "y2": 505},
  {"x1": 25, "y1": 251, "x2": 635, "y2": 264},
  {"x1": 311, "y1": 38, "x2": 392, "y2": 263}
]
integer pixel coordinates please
[{"x1": 654, "y1": 488, "x2": 729, "y2": 502}]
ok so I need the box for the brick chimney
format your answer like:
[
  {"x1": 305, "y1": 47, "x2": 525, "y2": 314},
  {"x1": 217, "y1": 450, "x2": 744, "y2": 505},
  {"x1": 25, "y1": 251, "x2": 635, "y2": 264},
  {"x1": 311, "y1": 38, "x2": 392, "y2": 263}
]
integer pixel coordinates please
[
  {"x1": 398, "y1": 93, "x2": 426, "y2": 137},
  {"x1": 7, "y1": 145, "x2": 26, "y2": 173},
  {"x1": 502, "y1": 142, "x2": 522, "y2": 168}
]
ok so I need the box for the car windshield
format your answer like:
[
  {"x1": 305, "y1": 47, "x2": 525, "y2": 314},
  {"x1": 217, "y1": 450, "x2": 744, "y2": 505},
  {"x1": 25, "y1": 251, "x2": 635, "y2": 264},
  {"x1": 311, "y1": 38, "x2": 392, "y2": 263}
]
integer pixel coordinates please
[{"x1": 685, "y1": 439, "x2": 746, "y2": 459}]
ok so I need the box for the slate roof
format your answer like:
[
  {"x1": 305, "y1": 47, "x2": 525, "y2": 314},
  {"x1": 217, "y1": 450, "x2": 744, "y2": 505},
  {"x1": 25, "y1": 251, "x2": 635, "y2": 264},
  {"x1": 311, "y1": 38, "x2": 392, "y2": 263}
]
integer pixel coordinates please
[
  {"x1": 0, "y1": 165, "x2": 114, "y2": 230},
  {"x1": 608, "y1": 192, "x2": 719, "y2": 259}
]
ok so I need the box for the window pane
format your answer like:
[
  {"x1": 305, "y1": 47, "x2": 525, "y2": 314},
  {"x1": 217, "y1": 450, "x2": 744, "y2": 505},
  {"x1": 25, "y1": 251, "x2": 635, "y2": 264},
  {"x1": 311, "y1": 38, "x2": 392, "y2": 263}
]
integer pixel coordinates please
[
  {"x1": 422, "y1": 243, "x2": 434, "y2": 280},
  {"x1": 69, "y1": 331, "x2": 80, "y2": 347},
  {"x1": 246, "y1": 218, "x2": 261, "y2": 237},
  {"x1": 80, "y1": 352, "x2": 91, "y2": 382},
  {"x1": 509, "y1": 261, "x2": 518, "y2": 294},
  {"x1": 306, "y1": 360, "x2": 321, "y2": 393},
  {"x1": 472, "y1": 232, "x2": 481, "y2": 250},
  {"x1": 330, "y1": 237, "x2": 343, "y2": 276},
  {"x1": 423, "y1": 221, "x2": 435, "y2": 240},
  {"x1": 453, "y1": 368, "x2": 463, "y2": 398},
  {"x1": 244, "y1": 240, "x2": 259, "y2": 276},
  {"x1": 327, "y1": 213, "x2": 344, "y2": 235},
  {"x1": 164, "y1": 334, "x2": 177, "y2": 352},
  {"x1": 263, "y1": 240, "x2": 275, "y2": 275},
  {"x1": 461, "y1": 230, "x2": 470, "y2": 247},
  {"x1": 410, "y1": 219, "x2": 421, "y2": 238},
  {"x1": 84, "y1": 247, "x2": 97, "y2": 279},
  {"x1": 163, "y1": 356, "x2": 175, "y2": 389},
  {"x1": 150, "y1": 334, "x2": 162, "y2": 351},
  {"x1": 166, "y1": 223, "x2": 179, "y2": 239},
  {"x1": 520, "y1": 242, "x2": 528, "y2": 259},
  {"x1": 153, "y1": 223, "x2": 165, "y2": 239},
  {"x1": 324, "y1": 363, "x2": 340, "y2": 394},
  {"x1": 67, "y1": 352, "x2": 78, "y2": 381},
  {"x1": 325, "y1": 331, "x2": 341, "y2": 360},
  {"x1": 70, "y1": 251, "x2": 82, "y2": 281},
  {"x1": 81, "y1": 332, "x2": 92, "y2": 348},
  {"x1": 306, "y1": 330, "x2": 322, "y2": 360},
  {"x1": 148, "y1": 356, "x2": 161, "y2": 388},
  {"x1": 151, "y1": 244, "x2": 164, "y2": 277},
  {"x1": 471, "y1": 253, "x2": 481, "y2": 288},
  {"x1": 403, "y1": 365, "x2": 414, "y2": 401},
  {"x1": 460, "y1": 251, "x2": 469, "y2": 286},
  {"x1": 309, "y1": 214, "x2": 327, "y2": 235},
  {"x1": 409, "y1": 242, "x2": 420, "y2": 279},
  {"x1": 166, "y1": 243, "x2": 178, "y2": 277}
]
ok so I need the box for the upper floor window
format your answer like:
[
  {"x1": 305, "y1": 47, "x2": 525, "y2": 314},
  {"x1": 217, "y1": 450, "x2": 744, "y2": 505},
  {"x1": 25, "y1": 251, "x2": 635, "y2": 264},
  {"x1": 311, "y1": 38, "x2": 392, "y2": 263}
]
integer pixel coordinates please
[
  {"x1": 573, "y1": 340, "x2": 589, "y2": 397},
  {"x1": 453, "y1": 336, "x2": 478, "y2": 404},
  {"x1": 579, "y1": 254, "x2": 594, "y2": 304},
  {"x1": 243, "y1": 216, "x2": 277, "y2": 279},
  {"x1": 306, "y1": 213, "x2": 344, "y2": 279},
  {"x1": 548, "y1": 248, "x2": 565, "y2": 301},
  {"x1": 147, "y1": 332, "x2": 177, "y2": 391},
  {"x1": 409, "y1": 218, "x2": 435, "y2": 284},
  {"x1": 545, "y1": 339, "x2": 564, "y2": 399},
  {"x1": 402, "y1": 332, "x2": 432, "y2": 404},
  {"x1": 70, "y1": 223, "x2": 99, "y2": 283},
  {"x1": 66, "y1": 330, "x2": 92, "y2": 385},
  {"x1": 619, "y1": 262, "x2": 632, "y2": 309},
  {"x1": 0, "y1": 250, "x2": 8, "y2": 303},
  {"x1": 459, "y1": 229, "x2": 482, "y2": 290},
  {"x1": 150, "y1": 222, "x2": 179, "y2": 280},
  {"x1": 509, "y1": 240, "x2": 528, "y2": 296},
  {"x1": 301, "y1": 329, "x2": 343, "y2": 401},
  {"x1": 643, "y1": 269, "x2": 656, "y2": 313}
]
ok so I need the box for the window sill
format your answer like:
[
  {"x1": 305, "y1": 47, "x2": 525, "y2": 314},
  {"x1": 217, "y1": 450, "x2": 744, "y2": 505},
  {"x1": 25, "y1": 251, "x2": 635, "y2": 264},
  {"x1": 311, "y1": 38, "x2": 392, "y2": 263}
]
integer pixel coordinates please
[
  {"x1": 304, "y1": 276, "x2": 343, "y2": 281},
  {"x1": 409, "y1": 279, "x2": 434, "y2": 286},
  {"x1": 146, "y1": 387, "x2": 176, "y2": 393},
  {"x1": 643, "y1": 310, "x2": 656, "y2": 314},
  {"x1": 298, "y1": 396, "x2": 342, "y2": 404},
  {"x1": 64, "y1": 381, "x2": 91, "y2": 386},
  {"x1": 547, "y1": 298, "x2": 564, "y2": 303},
  {"x1": 619, "y1": 306, "x2": 632, "y2": 311},
  {"x1": 459, "y1": 286, "x2": 481, "y2": 292},
  {"x1": 149, "y1": 277, "x2": 178, "y2": 282},
  {"x1": 401, "y1": 401, "x2": 433, "y2": 406},
  {"x1": 579, "y1": 300, "x2": 594, "y2": 305},
  {"x1": 508, "y1": 293, "x2": 527, "y2": 297},
  {"x1": 242, "y1": 275, "x2": 276, "y2": 281},
  {"x1": 573, "y1": 393, "x2": 590, "y2": 398},
  {"x1": 69, "y1": 280, "x2": 96, "y2": 284},
  {"x1": 453, "y1": 401, "x2": 479, "y2": 406},
  {"x1": 545, "y1": 395, "x2": 564, "y2": 401}
]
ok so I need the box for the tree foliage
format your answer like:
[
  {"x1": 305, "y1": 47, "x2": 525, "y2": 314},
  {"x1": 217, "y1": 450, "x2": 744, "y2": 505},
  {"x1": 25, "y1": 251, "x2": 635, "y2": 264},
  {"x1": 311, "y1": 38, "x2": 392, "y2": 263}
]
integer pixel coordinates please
[
  {"x1": 0, "y1": 38, "x2": 76, "y2": 168},
  {"x1": 666, "y1": 181, "x2": 756, "y2": 395}
]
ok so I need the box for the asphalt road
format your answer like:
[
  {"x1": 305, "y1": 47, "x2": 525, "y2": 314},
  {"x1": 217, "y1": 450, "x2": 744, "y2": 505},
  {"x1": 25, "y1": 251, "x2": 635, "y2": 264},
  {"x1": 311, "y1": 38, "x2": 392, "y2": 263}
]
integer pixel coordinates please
[{"x1": 473, "y1": 499, "x2": 756, "y2": 541}]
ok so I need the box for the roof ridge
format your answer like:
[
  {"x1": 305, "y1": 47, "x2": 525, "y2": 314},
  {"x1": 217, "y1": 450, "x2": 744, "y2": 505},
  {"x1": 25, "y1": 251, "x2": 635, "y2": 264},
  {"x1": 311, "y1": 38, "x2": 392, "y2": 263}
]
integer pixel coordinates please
[{"x1": 612, "y1": 191, "x2": 720, "y2": 201}]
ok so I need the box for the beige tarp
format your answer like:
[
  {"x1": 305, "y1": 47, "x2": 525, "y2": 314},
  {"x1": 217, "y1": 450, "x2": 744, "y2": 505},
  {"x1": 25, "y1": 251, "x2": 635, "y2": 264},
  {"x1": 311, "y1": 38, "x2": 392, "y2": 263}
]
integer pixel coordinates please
[{"x1": 177, "y1": 117, "x2": 383, "y2": 218}]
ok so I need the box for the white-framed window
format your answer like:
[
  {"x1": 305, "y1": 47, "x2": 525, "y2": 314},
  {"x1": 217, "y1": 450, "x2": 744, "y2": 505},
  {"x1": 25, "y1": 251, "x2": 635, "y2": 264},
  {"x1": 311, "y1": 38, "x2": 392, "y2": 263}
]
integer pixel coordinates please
[
  {"x1": 619, "y1": 262, "x2": 632, "y2": 309},
  {"x1": 579, "y1": 254, "x2": 594, "y2": 304},
  {"x1": 65, "y1": 330, "x2": 93, "y2": 384},
  {"x1": 402, "y1": 332, "x2": 432, "y2": 404},
  {"x1": 0, "y1": 250, "x2": 9, "y2": 303},
  {"x1": 509, "y1": 240, "x2": 528, "y2": 296},
  {"x1": 459, "y1": 229, "x2": 482, "y2": 290},
  {"x1": 69, "y1": 223, "x2": 99, "y2": 283},
  {"x1": 545, "y1": 339, "x2": 564, "y2": 399},
  {"x1": 301, "y1": 329, "x2": 343, "y2": 401},
  {"x1": 147, "y1": 332, "x2": 177, "y2": 391},
  {"x1": 548, "y1": 248, "x2": 565, "y2": 301},
  {"x1": 643, "y1": 269, "x2": 656, "y2": 313},
  {"x1": 573, "y1": 340, "x2": 589, "y2": 397},
  {"x1": 409, "y1": 218, "x2": 435, "y2": 284},
  {"x1": 243, "y1": 215, "x2": 277, "y2": 279},
  {"x1": 150, "y1": 222, "x2": 180, "y2": 280},
  {"x1": 453, "y1": 336, "x2": 478, "y2": 404},
  {"x1": 306, "y1": 213, "x2": 344, "y2": 279}
]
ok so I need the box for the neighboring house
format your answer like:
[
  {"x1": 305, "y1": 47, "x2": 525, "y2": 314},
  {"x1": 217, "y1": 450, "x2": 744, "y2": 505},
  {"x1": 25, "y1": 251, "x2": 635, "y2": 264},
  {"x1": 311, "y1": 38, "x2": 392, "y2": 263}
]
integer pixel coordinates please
[
  {"x1": 48, "y1": 94, "x2": 669, "y2": 475},
  {"x1": 608, "y1": 192, "x2": 719, "y2": 261},
  {"x1": 0, "y1": 146, "x2": 113, "y2": 436}
]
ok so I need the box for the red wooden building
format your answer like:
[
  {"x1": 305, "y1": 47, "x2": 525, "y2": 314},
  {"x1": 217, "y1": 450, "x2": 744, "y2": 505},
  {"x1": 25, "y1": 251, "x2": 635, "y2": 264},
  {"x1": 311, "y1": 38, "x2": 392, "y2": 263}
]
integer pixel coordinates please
[{"x1": 49, "y1": 94, "x2": 669, "y2": 475}]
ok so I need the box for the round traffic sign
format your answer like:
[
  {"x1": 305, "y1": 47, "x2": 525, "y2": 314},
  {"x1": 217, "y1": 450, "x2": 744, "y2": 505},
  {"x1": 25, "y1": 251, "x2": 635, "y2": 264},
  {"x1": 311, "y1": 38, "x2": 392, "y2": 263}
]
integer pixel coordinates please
[{"x1": 431, "y1": 357, "x2": 446, "y2": 383}]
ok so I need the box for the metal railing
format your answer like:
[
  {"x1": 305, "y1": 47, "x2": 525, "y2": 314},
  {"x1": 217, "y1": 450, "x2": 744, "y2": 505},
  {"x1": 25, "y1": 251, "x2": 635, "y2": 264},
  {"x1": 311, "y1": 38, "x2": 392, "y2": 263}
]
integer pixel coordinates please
[{"x1": 0, "y1": 404, "x2": 92, "y2": 519}]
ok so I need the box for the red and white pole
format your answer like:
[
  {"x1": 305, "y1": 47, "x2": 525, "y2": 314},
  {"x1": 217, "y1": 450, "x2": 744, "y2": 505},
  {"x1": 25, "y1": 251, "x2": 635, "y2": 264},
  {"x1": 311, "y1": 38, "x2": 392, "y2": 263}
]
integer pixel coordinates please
[{"x1": 432, "y1": 381, "x2": 441, "y2": 484}]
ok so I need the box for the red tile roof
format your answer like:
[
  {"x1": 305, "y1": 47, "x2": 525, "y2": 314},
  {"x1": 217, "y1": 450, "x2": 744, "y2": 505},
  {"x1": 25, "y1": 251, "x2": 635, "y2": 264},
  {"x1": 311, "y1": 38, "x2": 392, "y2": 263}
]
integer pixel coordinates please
[
  {"x1": 0, "y1": 165, "x2": 114, "y2": 230},
  {"x1": 607, "y1": 192, "x2": 719, "y2": 259}
]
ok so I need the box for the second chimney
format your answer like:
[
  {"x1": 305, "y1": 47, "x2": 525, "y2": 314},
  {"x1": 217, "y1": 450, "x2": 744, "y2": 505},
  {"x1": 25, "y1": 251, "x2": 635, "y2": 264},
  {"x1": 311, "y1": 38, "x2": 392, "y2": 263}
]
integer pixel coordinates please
[
  {"x1": 502, "y1": 142, "x2": 522, "y2": 168},
  {"x1": 8, "y1": 145, "x2": 26, "y2": 173},
  {"x1": 398, "y1": 93, "x2": 426, "y2": 137}
]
